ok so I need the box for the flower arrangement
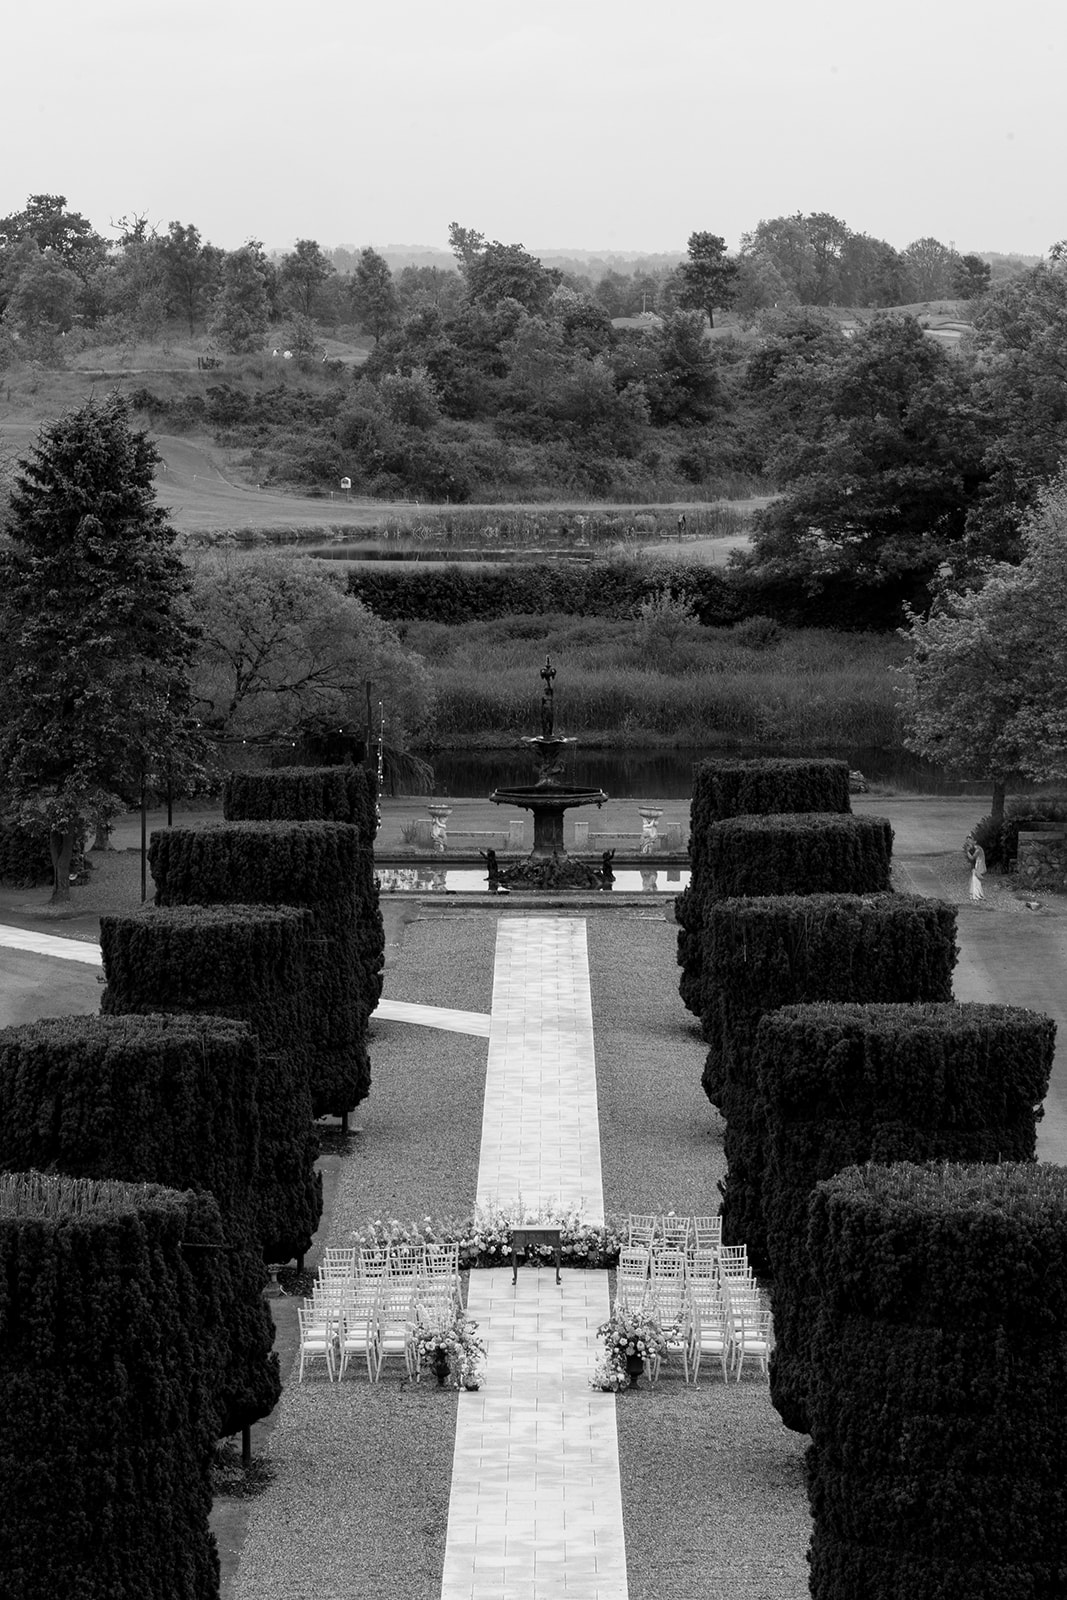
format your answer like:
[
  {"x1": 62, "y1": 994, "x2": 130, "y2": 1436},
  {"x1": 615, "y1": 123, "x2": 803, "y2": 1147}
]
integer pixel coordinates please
[
  {"x1": 593, "y1": 1305, "x2": 669, "y2": 1391},
  {"x1": 412, "y1": 1308, "x2": 487, "y2": 1390},
  {"x1": 351, "y1": 1201, "x2": 624, "y2": 1271}
]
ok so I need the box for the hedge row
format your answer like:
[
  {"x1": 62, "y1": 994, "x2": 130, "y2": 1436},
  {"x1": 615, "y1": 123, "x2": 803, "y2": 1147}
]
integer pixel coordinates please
[
  {"x1": 677, "y1": 758, "x2": 851, "y2": 1018},
  {"x1": 223, "y1": 767, "x2": 384, "y2": 1019},
  {"x1": 0, "y1": 1013, "x2": 281, "y2": 1436},
  {"x1": 348, "y1": 559, "x2": 742, "y2": 625},
  {"x1": 806, "y1": 1161, "x2": 1067, "y2": 1600},
  {"x1": 758, "y1": 1002, "x2": 1054, "y2": 1433},
  {"x1": 0, "y1": 1171, "x2": 220, "y2": 1599},
  {"x1": 702, "y1": 893, "x2": 958, "y2": 1269},
  {"x1": 150, "y1": 822, "x2": 374, "y2": 1113},
  {"x1": 100, "y1": 905, "x2": 322, "y2": 1264}
]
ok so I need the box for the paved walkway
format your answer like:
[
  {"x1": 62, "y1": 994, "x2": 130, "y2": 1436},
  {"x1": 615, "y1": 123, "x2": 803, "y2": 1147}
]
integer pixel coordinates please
[{"x1": 443, "y1": 916, "x2": 626, "y2": 1600}]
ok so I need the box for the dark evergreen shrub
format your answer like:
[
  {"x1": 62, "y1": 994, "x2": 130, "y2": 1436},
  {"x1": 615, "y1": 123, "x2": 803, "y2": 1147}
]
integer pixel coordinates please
[
  {"x1": 0, "y1": 1013, "x2": 281, "y2": 1436},
  {"x1": 806, "y1": 1161, "x2": 1067, "y2": 1600},
  {"x1": 0, "y1": 1171, "x2": 221, "y2": 1600},
  {"x1": 678, "y1": 757, "x2": 851, "y2": 1018},
  {"x1": 223, "y1": 767, "x2": 384, "y2": 1016},
  {"x1": 758, "y1": 1002, "x2": 1054, "y2": 1434},
  {"x1": 150, "y1": 822, "x2": 373, "y2": 1114},
  {"x1": 701, "y1": 812, "x2": 893, "y2": 902},
  {"x1": 347, "y1": 559, "x2": 740, "y2": 625},
  {"x1": 100, "y1": 905, "x2": 321, "y2": 1264},
  {"x1": 703, "y1": 893, "x2": 957, "y2": 1268}
]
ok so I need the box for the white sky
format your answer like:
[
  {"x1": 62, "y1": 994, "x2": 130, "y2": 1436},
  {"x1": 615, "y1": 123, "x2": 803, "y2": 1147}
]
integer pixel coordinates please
[{"x1": 3, "y1": 0, "x2": 1064, "y2": 258}]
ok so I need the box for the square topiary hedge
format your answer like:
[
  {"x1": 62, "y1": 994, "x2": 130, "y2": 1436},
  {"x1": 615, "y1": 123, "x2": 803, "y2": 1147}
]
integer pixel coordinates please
[
  {"x1": 757, "y1": 1001, "x2": 1054, "y2": 1433},
  {"x1": 702, "y1": 892, "x2": 958, "y2": 1268}
]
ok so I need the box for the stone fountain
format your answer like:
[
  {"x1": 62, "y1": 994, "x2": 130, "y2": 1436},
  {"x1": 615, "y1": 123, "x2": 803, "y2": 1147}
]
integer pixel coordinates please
[{"x1": 488, "y1": 655, "x2": 608, "y2": 889}]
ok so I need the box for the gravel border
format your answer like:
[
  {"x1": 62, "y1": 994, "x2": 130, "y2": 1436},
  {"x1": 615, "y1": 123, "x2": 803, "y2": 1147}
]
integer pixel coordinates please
[{"x1": 234, "y1": 914, "x2": 497, "y2": 1600}]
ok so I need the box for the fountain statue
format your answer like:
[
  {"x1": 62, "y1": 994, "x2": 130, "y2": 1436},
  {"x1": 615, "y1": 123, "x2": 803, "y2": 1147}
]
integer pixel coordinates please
[{"x1": 489, "y1": 655, "x2": 609, "y2": 889}]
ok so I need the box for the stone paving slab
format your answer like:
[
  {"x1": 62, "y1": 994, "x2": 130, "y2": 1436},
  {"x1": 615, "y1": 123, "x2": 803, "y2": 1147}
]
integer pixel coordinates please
[{"x1": 442, "y1": 1269, "x2": 626, "y2": 1600}]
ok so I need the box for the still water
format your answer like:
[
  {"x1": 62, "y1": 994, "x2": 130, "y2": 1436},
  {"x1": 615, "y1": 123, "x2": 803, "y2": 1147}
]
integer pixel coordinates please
[
  {"x1": 375, "y1": 866, "x2": 690, "y2": 894},
  {"x1": 421, "y1": 745, "x2": 987, "y2": 801}
]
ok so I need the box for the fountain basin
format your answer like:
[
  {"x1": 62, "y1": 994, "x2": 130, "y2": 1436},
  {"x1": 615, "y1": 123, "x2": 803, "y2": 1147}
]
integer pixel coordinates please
[{"x1": 490, "y1": 784, "x2": 607, "y2": 858}]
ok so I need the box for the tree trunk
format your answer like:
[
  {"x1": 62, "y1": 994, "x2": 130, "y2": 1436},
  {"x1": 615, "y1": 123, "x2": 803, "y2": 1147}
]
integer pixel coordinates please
[
  {"x1": 90, "y1": 815, "x2": 111, "y2": 851},
  {"x1": 49, "y1": 828, "x2": 74, "y2": 904},
  {"x1": 991, "y1": 777, "x2": 1007, "y2": 823}
]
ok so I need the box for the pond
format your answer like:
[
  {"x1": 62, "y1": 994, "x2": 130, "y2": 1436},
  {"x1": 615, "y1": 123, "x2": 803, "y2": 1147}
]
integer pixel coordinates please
[
  {"x1": 375, "y1": 865, "x2": 690, "y2": 894},
  {"x1": 419, "y1": 745, "x2": 990, "y2": 800}
]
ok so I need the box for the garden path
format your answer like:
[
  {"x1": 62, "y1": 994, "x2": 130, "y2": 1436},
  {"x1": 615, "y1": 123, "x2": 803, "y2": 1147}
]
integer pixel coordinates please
[{"x1": 443, "y1": 915, "x2": 625, "y2": 1600}]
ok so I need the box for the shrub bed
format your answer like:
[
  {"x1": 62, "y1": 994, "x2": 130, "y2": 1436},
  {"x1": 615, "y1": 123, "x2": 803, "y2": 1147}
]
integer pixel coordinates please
[
  {"x1": 223, "y1": 767, "x2": 384, "y2": 1016},
  {"x1": 702, "y1": 893, "x2": 958, "y2": 1268},
  {"x1": 0, "y1": 1170, "x2": 221, "y2": 1600},
  {"x1": 150, "y1": 822, "x2": 374, "y2": 1114},
  {"x1": 806, "y1": 1161, "x2": 1067, "y2": 1600},
  {"x1": 678, "y1": 758, "x2": 851, "y2": 1018},
  {"x1": 758, "y1": 1001, "x2": 1054, "y2": 1433},
  {"x1": 100, "y1": 904, "x2": 321, "y2": 1264},
  {"x1": 0, "y1": 1012, "x2": 281, "y2": 1435}
]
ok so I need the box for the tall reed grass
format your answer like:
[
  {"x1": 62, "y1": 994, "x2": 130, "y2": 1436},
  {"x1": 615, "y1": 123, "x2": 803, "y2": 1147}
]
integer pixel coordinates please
[{"x1": 406, "y1": 615, "x2": 902, "y2": 749}]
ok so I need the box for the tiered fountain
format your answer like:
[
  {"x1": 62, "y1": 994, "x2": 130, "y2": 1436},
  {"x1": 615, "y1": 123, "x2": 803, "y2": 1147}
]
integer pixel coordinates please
[{"x1": 488, "y1": 656, "x2": 609, "y2": 890}]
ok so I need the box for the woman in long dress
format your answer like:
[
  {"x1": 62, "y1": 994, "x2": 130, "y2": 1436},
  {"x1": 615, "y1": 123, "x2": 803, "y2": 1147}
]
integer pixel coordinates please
[{"x1": 965, "y1": 835, "x2": 986, "y2": 903}]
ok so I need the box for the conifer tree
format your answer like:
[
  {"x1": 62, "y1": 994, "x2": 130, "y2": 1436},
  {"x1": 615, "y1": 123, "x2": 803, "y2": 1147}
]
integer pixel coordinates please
[{"x1": 0, "y1": 395, "x2": 206, "y2": 900}]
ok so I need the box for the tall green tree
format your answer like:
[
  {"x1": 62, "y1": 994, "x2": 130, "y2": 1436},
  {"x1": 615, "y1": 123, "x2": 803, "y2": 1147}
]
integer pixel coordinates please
[
  {"x1": 678, "y1": 231, "x2": 738, "y2": 328},
  {"x1": 188, "y1": 549, "x2": 433, "y2": 745},
  {"x1": 899, "y1": 474, "x2": 1067, "y2": 818},
  {"x1": 739, "y1": 315, "x2": 990, "y2": 625},
  {"x1": 278, "y1": 237, "x2": 334, "y2": 320},
  {"x1": 209, "y1": 241, "x2": 271, "y2": 352},
  {"x1": 0, "y1": 397, "x2": 206, "y2": 900},
  {"x1": 349, "y1": 247, "x2": 399, "y2": 342},
  {"x1": 160, "y1": 221, "x2": 221, "y2": 335}
]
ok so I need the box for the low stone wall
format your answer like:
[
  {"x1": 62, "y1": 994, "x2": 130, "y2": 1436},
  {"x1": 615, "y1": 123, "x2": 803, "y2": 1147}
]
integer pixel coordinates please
[{"x1": 1015, "y1": 830, "x2": 1067, "y2": 892}]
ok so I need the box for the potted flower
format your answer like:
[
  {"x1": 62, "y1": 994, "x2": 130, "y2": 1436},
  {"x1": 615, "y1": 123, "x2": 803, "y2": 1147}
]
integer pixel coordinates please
[
  {"x1": 594, "y1": 1305, "x2": 669, "y2": 1390},
  {"x1": 412, "y1": 1309, "x2": 487, "y2": 1390}
]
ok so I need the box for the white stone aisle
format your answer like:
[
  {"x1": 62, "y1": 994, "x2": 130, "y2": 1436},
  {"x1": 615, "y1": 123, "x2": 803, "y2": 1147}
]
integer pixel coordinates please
[{"x1": 441, "y1": 917, "x2": 628, "y2": 1600}]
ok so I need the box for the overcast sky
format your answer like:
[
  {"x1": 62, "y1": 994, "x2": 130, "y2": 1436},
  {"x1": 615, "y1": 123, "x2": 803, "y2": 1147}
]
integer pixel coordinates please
[{"x1": 4, "y1": 0, "x2": 1063, "y2": 258}]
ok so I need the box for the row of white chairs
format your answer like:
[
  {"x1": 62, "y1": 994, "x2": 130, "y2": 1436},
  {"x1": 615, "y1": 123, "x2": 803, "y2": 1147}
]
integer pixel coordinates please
[
  {"x1": 298, "y1": 1282, "x2": 460, "y2": 1383},
  {"x1": 321, "y1": 1243, "x2": 460, "y2": 1281},
  {"x1": 613, "y1": 1279, "x2": 770, "y2": 1385},
  {"x1": 617, "y1": 1242, "x2": 752, "y2": 1288},
  {"x1": 625, "y1": 1213, "x2": 722, "y2": 1252}
]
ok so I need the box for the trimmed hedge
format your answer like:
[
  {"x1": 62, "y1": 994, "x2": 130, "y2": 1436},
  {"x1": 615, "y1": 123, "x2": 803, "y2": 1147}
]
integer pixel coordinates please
[
  {"x1": 348, "y1": 559, "x2": 742, "y2": 626},
  {"x1": 223, "y1": 765, "x2": 379, "y2": 840},
  {"x1": 758, "y1": 1002, "x2": 1054, "y2": 1434},
  {"x1": 100, "y1": 905, "x2": 321, "y2": 1264},
  {"x1": 0, "y1": 1171, "x2": 221, "y2": 1599},
  {"x1": 0, "y1": 1013, "x2": 281, "y2": 1436},
  {"x1": 678, "y1": 757, "x2": 851, "y2": 1018},
  {"x1": 223, "y1": 766, "x2": 384, "y2": 1017},
  {"x1": 703, "y1": 893, "x2": 958, "y2": 1269},
  {"x1": 150, "y1": 822, "x2": 374, "y2": 1115},
  {"x1": 700, "y1": 812, "x2": 893, "y2": 903},
  {"x1": 806, "y1": 1161, "x2": 1067, "y2": 1600}
]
